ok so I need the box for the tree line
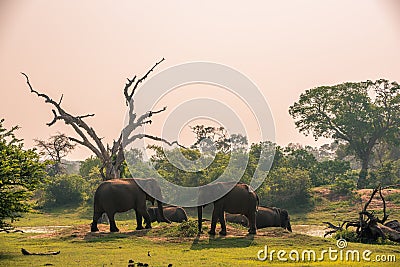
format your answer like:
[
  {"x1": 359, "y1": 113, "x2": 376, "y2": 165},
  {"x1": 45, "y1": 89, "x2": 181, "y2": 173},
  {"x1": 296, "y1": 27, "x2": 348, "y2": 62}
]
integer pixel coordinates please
[{"x1": 1, "y1": 60, "x2": 399, "y2": 228}]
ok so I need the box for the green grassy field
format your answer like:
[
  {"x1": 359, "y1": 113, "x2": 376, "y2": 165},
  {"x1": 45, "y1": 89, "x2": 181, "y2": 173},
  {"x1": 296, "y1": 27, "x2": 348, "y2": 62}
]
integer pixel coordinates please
[{"x1": 1, "y1": 188, "x2": 400, "y2": 266}]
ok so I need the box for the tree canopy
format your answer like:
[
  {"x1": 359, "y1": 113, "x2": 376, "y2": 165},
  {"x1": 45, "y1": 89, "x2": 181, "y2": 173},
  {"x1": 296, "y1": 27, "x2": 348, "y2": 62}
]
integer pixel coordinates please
[
  {"x1": 289, "y1": 79, "x2": 400, "y2": 188},
  {"x1": 35, "y1": 133, "x2": 76, "y2": 176},
  {"x1": 0, "y1": 119, "x2": 46, "y2": 228}
]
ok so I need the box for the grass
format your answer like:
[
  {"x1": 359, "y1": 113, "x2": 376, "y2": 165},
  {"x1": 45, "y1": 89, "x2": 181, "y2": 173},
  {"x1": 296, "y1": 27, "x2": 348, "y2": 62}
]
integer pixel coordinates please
[
  {"x1": 1, "y1": 225, "x2": 399, "y2": 266},
  {"x1": 1, "y1": 188, "x2": 400, "y2": 266}
]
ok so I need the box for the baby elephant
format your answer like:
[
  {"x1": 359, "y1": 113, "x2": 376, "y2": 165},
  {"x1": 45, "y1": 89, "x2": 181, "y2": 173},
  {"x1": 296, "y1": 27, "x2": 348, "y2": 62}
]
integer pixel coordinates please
[{"x1": 147, "y1": 206, "x2": 188, "y2": 223}]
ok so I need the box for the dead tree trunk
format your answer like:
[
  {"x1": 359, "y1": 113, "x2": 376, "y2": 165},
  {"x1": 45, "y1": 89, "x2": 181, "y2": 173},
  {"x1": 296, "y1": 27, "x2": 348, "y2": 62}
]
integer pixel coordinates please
[
  {"x1": 324, "y1": 185, "x2": 400, "y2": 242},
  {"x1": 23, "y1": 58, "x2": 179, "y2": 180}
]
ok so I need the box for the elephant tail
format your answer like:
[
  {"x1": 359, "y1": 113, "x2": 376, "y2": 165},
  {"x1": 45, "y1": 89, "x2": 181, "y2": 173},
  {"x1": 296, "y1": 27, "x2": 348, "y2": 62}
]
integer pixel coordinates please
[{"x1": 256, "y1": 193, "x2": 260, "y2": 212}]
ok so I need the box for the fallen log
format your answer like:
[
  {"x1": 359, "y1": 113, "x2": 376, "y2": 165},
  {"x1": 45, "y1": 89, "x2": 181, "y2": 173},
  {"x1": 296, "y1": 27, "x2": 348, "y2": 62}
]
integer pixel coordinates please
[
  {"x1": 380, "y1": 225, "x2": 400, "y2": 242},
  {"x1": 21, "y1": 248, "x2": 60, "y2": 256}
]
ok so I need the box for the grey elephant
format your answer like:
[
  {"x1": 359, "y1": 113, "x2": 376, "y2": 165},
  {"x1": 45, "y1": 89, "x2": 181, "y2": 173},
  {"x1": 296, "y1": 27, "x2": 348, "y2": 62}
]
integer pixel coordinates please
[
  {"x1": 226, "y1": 206, "x2": 292, "y2": 232},
  {"x1": 91, "y1": 178, "x2": 170, "y2": 232},
  {"x1": 256, "y1": 206, "x2": 292, "y2": 232},
  {"x1": 147, "y1": 206, "x2": 188, "y2": 223},
  {"x1": 225, "y1": 213, "x2": 248, "y2": 226},
  {"x1": 197, "y1": 182, "x2": 259, "y2": 236}
]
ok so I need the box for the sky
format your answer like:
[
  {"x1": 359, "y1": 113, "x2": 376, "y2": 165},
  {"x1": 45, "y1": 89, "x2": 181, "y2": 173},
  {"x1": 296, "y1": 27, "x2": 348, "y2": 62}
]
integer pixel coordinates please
[{"x1": 0, "y1": 0, "x2": 399, "y2": 160}]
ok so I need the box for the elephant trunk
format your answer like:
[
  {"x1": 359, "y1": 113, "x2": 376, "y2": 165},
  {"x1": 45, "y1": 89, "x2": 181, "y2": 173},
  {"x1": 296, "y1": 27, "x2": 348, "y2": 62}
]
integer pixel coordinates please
[
  {"x1": 156, "y1": 200, "x2": 171, "y2": 223},
  {"x1": 286, "y1": 221, "x2": 292, "y2": 232}
]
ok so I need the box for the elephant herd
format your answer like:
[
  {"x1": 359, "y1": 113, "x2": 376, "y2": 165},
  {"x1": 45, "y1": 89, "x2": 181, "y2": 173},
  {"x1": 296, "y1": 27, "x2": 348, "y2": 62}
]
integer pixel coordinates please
[{"x1": 90, "y1": 178, "x2": 292, "y2": 236}]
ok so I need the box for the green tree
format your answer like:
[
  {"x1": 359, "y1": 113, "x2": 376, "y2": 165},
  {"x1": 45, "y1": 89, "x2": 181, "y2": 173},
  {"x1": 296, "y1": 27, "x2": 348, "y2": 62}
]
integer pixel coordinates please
[
  {"x1": 79, "y1": 156, "x2": 102, "y2": 178},
  {"x1": 289, "y1": 79, "x2": 400, "y2": 188},
  {"x1": 43, "y1": 174, "x2": 89, "y2": 207},
  {"x1": 35, "y1": 133, "x2": 76, "y2": 176},
  {"x1": 0, "y1": 119, "x2": 46, "y2": 228},
  {"x1": 368, "y1": 161, "x2": 400, "y2": 187},
  {"x1": 284, "y1": 144, "x2": 317, "y2": 170},
  {"x1": 259, "y1": 167, "x2": 311, "y2": 208},
  {"x1": 310, "y1": 159, "x2": 351, "y2": 187}
]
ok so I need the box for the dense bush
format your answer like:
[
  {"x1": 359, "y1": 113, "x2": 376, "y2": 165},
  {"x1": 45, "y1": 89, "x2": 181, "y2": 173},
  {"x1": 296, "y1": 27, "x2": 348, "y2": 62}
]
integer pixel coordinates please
[
  {"x1": 310, "y1": 160, "x2": 351, "y2": 187},
  {"x1": 331, "y1": 171, "x2": 358, "y2": 196},
  {"x1": 334, "y1": 229, "x2": 359, "y2": 243},
  {"x1": 43, "y1": 174, "x2": 90, "y2": 207},
  {"x1": 177, "y1": 220, "x2": 198, "y2": 237},
  {"x1": 259, "y1": 167, "x2": 311, "y2": 208},
  {"x1": 367, "y1": 160, "x2": 400, "y2": 188}
]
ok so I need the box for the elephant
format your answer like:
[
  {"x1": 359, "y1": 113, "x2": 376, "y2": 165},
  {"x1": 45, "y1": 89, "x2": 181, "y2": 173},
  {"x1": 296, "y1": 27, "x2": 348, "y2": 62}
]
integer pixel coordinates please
[
  {"x1": 90, "y1": 178, "x2": 170, "y2": 232},
  {"x1": 147, "y1": 206, "x2": 188, "y2": 223},
  {"x1": 226, "y1": 206, "x2": 292, "y2": 232},
  {"x1": 225, "y1": 213, "x2": 249, "y2": 227},
  {"x1": 256, "y1": 206, "x2": 292, "y2": 232},
  {"x1": 197, "y1": 182, "x2": 259, "y2": 236}
]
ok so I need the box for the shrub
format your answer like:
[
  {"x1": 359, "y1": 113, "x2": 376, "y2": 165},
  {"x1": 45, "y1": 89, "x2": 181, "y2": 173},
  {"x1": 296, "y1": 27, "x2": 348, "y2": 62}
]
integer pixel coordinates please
[
  {"x1": 43, "y1": 174, "x2": 89, "y2": 207},
  {"x1": 310, "y1": 160, "x2": 351, "y2": 186},
  {"x1": 177, "y1": 220, "x2": 198, "y2": 237},
  {"x1": 331, "y1": 171, "x2": 357, "y2": 196},
  {"x1": 334, "y1": 229, "x2": 359, "y2": 243},
  {"x1": 367, "y1": 161, "x2": 400, "y2": 188},
  {"x1": 259, "y1": 167, "x2": 311, "y2": 209}
]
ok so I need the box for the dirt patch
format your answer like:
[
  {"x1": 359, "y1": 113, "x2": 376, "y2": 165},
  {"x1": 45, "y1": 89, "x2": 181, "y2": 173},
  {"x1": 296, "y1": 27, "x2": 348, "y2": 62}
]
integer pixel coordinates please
[
  {"x1": 313, "y1": 187, "x2": 351, "y2": 202},
  {"x1": 358, "y1": 189, "x2": 400, "y2": 210},
  {"x1": 21, "y1": 222, "x2": 324, "y2": 243},
  {"x1": 313, "y1": 187, "x2": 400, "y2": 210},
  {"x1": 17, "y1": 226, "x2": 72, "y2": 234}
]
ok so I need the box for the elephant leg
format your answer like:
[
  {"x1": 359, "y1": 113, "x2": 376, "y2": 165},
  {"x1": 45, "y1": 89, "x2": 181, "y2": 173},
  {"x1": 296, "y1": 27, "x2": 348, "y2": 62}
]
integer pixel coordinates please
[
  {"x1": 135, "y1": 209, "x2": 144, "y2": 230},
  {"x1": 197, "y1": 206, "x2": 203, "y2": 234},
  {"x1": 247, "y1": 211, "x2": 257, "y2": 235},
  {"x1": 91, "y1": 211, "x2": 102, "y2": 232},
  {"x1": 208, "y1": 206, "x2": 220, "y2": 235},
  {"x1": 219, "y1": 212, "x2": 227, "y2": 236},
  {"x1": 108, "y1": 212, "x2": 119, "y2": 232},
  {"x1": 138, "y1": 207, "x2": 152, "y2": 229}
]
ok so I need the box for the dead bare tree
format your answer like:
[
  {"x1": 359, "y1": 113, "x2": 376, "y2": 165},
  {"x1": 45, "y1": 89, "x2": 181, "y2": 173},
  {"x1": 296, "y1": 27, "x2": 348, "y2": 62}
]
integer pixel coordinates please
[
  {"x1": 22, "y1": 58, "x2": 179, "y2": 180},
  {"x1": 324, "y1": 184, "x2": 400, "y2": 242}
]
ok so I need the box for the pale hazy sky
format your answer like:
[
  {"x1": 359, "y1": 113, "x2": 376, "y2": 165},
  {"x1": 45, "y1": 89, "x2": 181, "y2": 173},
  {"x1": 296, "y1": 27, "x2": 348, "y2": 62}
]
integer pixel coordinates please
[{"x1": 0, "y1": 0, "x2": 399, "y2": 160}]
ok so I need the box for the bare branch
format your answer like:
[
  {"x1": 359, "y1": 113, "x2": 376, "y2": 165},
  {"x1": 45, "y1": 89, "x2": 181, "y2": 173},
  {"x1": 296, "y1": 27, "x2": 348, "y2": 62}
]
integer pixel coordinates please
[
  {"x1": 134, "y1": 106, "x2": 167, "y2": 128},
  {"x1": 58, "y1": 94, "x2": 64, "y2": 105},
  {"x1": 123, "y1": 58, "x2": 165, "y2": 105},
  {"x1": 132, "y1": 58, "x2": 165, "y2": 95},
  {"x1": 378, "y1": 186, "x2": 389, "y2": 224},
  {"x1": 124, "y1": 133, "x2": 185, "y2": 149},
  {"x1": 77, "y1": 114, "x2": 95, "y2": 120},
  {"x1": 22, "y1": 72, "x2": 106, "y2": 158},
  {"x1": 47, "y1": 109, "x2": 60, "y2": 126}
]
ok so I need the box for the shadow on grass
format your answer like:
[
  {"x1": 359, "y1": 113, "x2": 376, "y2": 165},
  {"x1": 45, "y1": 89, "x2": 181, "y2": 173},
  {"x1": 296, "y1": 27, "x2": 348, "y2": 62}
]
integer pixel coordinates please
[
  {"x1": 190, "y1": 234, "x2": 255, "y2": 250},
  {"x1": 0, "y1": 253, "x2": 16, "y2": 261},
  {"x1": 83, "y1": 229, "x2": 151, "y2": 242}
]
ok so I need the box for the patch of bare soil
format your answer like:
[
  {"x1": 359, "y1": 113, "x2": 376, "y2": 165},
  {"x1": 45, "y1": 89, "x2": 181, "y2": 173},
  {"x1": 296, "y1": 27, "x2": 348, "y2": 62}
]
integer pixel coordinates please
[
  {"x1": 313, "y1": 187, "x2": 400, "y2": 210},
  {"x1": 358, "y1": 189, "x2": 400, "y2": 210},
  {"x1": 22, "y1": 222, "x2": 297, "y2": 242},
  {"x1": 312, "y1": 187, "x2": 350, "y2": 202}
]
